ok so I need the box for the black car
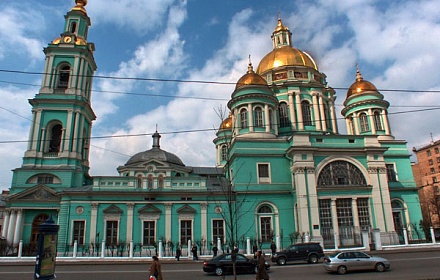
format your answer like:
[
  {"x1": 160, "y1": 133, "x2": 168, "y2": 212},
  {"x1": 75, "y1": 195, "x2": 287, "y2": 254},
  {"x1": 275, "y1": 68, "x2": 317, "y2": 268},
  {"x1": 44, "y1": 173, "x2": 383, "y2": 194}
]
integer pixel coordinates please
[
  {"x1": 203, "y1": 253, "x2": 270, "y2": 276},
  {"x1": 271, "y1": 242, "x2": 324, "y2": 265}
]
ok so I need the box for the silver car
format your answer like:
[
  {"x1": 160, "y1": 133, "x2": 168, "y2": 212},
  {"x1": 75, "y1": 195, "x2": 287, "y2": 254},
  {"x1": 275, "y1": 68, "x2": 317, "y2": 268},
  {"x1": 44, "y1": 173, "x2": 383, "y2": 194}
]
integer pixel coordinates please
[{"x1": 323, "y1": 251, "x2": 390, "y2": 275}]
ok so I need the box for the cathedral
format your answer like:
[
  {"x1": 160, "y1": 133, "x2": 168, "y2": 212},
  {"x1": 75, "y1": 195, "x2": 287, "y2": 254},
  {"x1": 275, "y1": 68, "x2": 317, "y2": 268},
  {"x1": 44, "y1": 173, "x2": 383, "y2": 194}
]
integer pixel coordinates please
[{"x1": 1, "y1": 0, "x2": 423, "y2": 256}]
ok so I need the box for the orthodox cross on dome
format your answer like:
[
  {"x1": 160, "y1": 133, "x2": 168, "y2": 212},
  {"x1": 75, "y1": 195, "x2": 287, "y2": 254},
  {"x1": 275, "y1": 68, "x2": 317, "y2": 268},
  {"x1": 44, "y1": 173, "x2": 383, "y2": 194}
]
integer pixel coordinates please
[
  {"x1": 355, "y1": 63, "x2": 363, "y2": 82},
  {"x1": 247, "y1": 54, "x2": 254, "y2": 73}
]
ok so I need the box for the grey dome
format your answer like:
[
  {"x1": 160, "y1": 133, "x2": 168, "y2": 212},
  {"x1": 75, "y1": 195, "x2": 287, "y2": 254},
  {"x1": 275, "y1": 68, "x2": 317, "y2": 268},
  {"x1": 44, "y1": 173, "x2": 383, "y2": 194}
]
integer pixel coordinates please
[{"x1": 125, "y1": 131, "x2": 185, "y2": 166}]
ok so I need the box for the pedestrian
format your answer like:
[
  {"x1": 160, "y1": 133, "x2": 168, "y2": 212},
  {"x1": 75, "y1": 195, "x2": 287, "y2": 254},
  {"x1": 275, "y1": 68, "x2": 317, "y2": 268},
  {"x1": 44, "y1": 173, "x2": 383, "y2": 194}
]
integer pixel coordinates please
[
  {"x1": 270, "y1": 241, "x2": 276, "y2": 256},
  {"x1": 149, "y1": 255, "x2": 163, "y2": 280},
  {"x1": 253, "y1": 243, "x2": 258, "y2": 259},
  {"x1": 175, "y1": 246, "x2": 181, "y2": 261},
  {"x1": 191, "y1": 244, "x2": 198, "y2": 261},
  {"x1": 256, "y1": 250, "x2": 269, "y2": 280},
  {"x1": 212, "y1": 245, "x2": 218, "y2": 257},
  {"x1": 234, "y1": 245, "x2": 239, "y2": 253}
]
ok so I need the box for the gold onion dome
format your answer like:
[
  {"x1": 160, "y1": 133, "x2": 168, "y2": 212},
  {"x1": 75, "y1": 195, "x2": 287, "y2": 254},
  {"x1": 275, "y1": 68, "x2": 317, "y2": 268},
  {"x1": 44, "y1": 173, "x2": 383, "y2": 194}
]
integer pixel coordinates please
[
  {"x1": 346, "y1": 66, "x2": 378, "y2": 98},
  {"x1": 220, "y1": 114, "x2": 232, "y2": 130},
  {"x1": 235, "y1": 60, "x2": 267, "y2": 89},
  {"x1": 71, "y1": 0, "x2": 88, "y2": 15}
]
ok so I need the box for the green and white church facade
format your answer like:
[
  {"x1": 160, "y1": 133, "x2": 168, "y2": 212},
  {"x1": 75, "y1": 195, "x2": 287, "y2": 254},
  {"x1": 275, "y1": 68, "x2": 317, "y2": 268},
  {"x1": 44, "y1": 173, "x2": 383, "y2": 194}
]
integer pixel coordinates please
[{"x1": 2, "y1": 1, "x2": 423, "y2": 255}]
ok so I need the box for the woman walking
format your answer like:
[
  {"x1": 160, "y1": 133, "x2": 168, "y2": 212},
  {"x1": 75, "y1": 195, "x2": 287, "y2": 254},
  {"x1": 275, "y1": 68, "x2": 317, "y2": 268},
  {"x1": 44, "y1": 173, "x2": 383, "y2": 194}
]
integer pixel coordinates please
[
  {"x1": 256, "y1": 250, "x2": 269, "y2": 280},
  {"x1": 149, "y1": 255, "x2": 163, "y2": 280}
]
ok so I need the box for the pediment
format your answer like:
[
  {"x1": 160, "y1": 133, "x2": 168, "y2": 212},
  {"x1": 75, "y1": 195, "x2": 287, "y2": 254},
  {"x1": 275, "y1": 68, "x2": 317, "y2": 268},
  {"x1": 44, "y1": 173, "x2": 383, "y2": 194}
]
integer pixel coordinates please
[
  {"x1": 177, "y1": 204, "x2": 196, "y2": 214},
  {"x1": 138, "y1": 204, "x2": 162, "y2": 214},
  {"x1": 103, "y1": 204, "x2": 123, "y2": 214},
  {"x1": 8, "y1": 185, "x2": 60, "y2": 202}
]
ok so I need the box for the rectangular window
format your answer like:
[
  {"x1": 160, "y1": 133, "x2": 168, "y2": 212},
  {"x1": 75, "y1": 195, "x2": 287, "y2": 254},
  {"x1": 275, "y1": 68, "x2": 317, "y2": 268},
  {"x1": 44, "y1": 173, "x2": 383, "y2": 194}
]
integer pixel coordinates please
[
  {"x1": 336, "y1": 198, "x2": 354, "y2": 240},
  {"x1": 437, "y1": 157, "x2": 440, "y2": 163},
  {"x1": 260, "y1": 217, "x2": 272, "y2": 242},
  {"x1": 431, "y1": 168, "x2": 435, "y2": 174},
  {"x1": 318, "y1": 199, "x2": 332, "y2": 240},
  {"x1": 257, "y1": 163, "x2": 270, "y2": 183},
  {"x1": 180, "y1": 220, "x2": 192, "y2": 245},
  {"x1": 143, "y1": 221, "x2": 155, "y2": 246},
  {"x1": 433, "y1": 177, "x2": 438, "y2": 183},
  {"x1": 427, "y1": 150, "x2": 432, "y2": 156},
  {"x1": 357, "y1": 198, "x2": 371, "y2": 231},
  {"x1": 435, "y1": 147, "x2": 439, "y2": 154},
  {"x1": 73, "y1": 221, "x2": 85, "y2": 245},
  {"x1": 429, "y1": 159, "x2": 434, "y2": 165},
  {"x1": 386, "y1": 164, "x2": 398, "y2": 182},
  {"x1": 212, "y1": 220, "x2": 224, "y2": 244},
  {"x1": 105, "y1": 221, "x2": 118, "y2": 245}
]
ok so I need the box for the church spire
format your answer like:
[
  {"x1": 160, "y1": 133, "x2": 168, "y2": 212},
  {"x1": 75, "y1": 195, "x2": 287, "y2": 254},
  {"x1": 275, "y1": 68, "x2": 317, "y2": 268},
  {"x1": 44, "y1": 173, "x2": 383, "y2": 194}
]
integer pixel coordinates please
[{"x1": 271, "y1": 16, "x2": 292, "y2": 49}]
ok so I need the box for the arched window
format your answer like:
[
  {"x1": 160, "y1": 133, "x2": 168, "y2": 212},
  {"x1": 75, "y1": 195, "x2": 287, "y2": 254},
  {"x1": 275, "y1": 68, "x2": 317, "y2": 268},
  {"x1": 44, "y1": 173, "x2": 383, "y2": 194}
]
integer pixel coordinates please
[
  {"x1": 158, "y1": 175, "x2": 164, "y2": 188},
  {"x1": 279, "y1": 103, "x2": 289, "y2": 127},
  {"x1": 240, "y1": 108, "x2": 248, "y2": 129},
  {"x1": 58, "y1": 65, "x2": 70, "y2": 89},
  {"x1": 301, "y1": 100, "x2": 312, "y2": 126},
  {"x1": 258, "y1": 206, "x2": 273, "y2": 242},
  {"x1": 31, "y1": 213, "x2": 50, "y2": 244},
  {"x1": 48, "y1": 124, "x2": 62, "y2": 153},
  {"x1": 254, "y1": 107, "x2": 263, "y2": 127},
  {"x1": 137, "y1": 175, "x2": 143, "y2": 188},
  {"x1": 359, "y1": 113, "x2": 370, "y2": 132},
  {"x1": 373, "y1": 111, "x2": 383, "y2": 131},
  {"x1": 221, "y1": 145, "x2": 228, "y2": 161},
  {"x1": 147, "y1": 175, "x2": 153, "y2": 189},
  {"x1": 269, "y1": 109, "x2": 274, "y2": 130},
  {"x1": 70, "y1": 22, "x2": 77, "y2": 33},
  {"x1": 392, "y1": 200, "x2": 405, "y2": 237},
  {"x1": 317, "y1": 160, "x2": 367, "y2": 187}
]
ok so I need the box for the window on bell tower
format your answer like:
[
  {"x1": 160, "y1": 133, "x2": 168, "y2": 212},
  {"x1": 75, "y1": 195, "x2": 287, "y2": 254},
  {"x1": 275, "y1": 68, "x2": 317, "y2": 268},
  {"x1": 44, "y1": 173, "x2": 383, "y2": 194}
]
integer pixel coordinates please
[
  {"x1": 58, "y1": 65, "x2": 71, "y2": 89},
  {"x1": 301, "y1": 100, "x2": 312, "y2": 126},
  {"x1": 48, "y1": 124, "x2": 62, "y2": 153},
  {"x1": 359, "y1": 113, "x2": 370, "y2": 132}
]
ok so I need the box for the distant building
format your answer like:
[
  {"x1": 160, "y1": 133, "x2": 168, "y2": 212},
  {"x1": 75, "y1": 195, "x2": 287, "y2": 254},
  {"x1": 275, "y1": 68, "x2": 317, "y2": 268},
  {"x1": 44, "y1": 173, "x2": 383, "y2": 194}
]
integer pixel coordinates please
[
  {"x1": 412, "y1": 140, "x2": 440, "y2": 236},
  {"x1": 0, "y1": 190, "x2": 9, "y2": 235},
  {"x1": 2, "y1": 0, "x2": 424, "y2": 254}
]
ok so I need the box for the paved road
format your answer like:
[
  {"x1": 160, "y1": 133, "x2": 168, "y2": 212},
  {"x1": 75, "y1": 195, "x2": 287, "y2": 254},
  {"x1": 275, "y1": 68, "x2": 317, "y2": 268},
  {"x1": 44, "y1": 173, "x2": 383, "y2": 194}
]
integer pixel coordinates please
[{"x1": 1, "y1": 250, "x2": 439, "y2": 280}]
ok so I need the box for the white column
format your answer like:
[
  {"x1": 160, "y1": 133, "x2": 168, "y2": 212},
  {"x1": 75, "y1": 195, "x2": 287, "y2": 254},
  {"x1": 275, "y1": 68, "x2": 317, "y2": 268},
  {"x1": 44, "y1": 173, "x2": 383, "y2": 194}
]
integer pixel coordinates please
[
  {"x1": 7, "y1": 210, "x2": 17, "y2": 244},
  {"x1": 294, "y1": 168, "x2": 310, "y2": 234},
  {"x1": 90, "y1": 203, "x2": 98, "y2": 243},
  {"x1": 330, "y1": 198, "x2": 339, "y2": 247},
  {"x1": 312, "y1": 94, "x2": 321, "y2": 130},
  {"x1": 248, "y1": 103, "x2": 253, "y2": 132},
  {"x1": 126, "y1": 203, "x2": 134, "y2": 244},
  {"x1": 72, "y1": 111, "x2": 80, "y2": 153},
  {"x1": 201, "y1": 203, "x2": 207, "y2": 247},
  {"x1": 330, "y1": 99, "x2": 338, "y2": 134},
  {"x1": 2, "y1": 210, "x2": 10, "y2": 238},
  {"x1": 27, "y1": 111, "x2": 36, "y2": 151},
  {"x1": 165, "y1": 204, "x2": 172, "y2": 242},
  {"x1": 288, "y1": 92, "x2": 296, "y2": 130},
  {"x1": 353, "y1": 113, "x2": 360, "y2": 135},
  {"x1": 319, "y1": 95, "x2": 327, "y2": 131},
  {"x1": 13, "y1": 210, "x2": 23, "y2": 245},
  {"x1": 233, "y1": 108, "x2": 239, "y2": 135},
  {"x1": 295, "y1": 93, "x2": 304, "y2": 130},
  {"x1": 39, "y1": 128, "x2": 46, "y2": 153},
  {"x1": 382, "y1": 110, "x2": 391, "y2": 135},
  {"x1": 264, "y1": 104, "x2": 270, "y2": 132},
  {"x1": 64, "y1": 110, "x2": 74, "y2": 152},
  {"x1": 352, "y1": 198, "x2": 359, "y2": 230},
  {"x1": 345, "y1": 117, "x2": 352, "y2": 135},
  {"x1": 368, "y1": 108, "x2": 376, "y2": 134}
]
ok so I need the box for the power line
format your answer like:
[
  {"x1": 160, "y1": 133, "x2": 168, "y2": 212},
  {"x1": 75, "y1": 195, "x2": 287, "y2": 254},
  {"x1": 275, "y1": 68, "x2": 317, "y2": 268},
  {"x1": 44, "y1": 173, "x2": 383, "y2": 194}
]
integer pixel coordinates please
[{"x1": 2, "y1": 68, "x2": 440, "y2": 94}]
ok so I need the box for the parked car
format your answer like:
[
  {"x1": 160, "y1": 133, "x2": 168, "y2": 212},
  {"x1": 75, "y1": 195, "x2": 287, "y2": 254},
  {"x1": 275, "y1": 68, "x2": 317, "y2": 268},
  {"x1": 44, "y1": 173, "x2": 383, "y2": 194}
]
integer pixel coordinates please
[
  {"x1": 271, "y1": 242, "x2": 324, "y2": 265},
  {"x1": 323, "y1": 251, "x2": 390, "y2": 275},
  {"x1": 203, "y1": 253, "x2": 270, "y2": 276}
]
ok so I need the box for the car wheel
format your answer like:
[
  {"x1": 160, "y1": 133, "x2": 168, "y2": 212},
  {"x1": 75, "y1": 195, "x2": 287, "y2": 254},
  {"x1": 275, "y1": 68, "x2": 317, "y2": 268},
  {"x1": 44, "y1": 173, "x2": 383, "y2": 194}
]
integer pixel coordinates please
[
  {"x1": 337, "y1": 265, "x2": 347, "y2": 275},
  {"x1": 308, "y1": 254, "x2": 319, "y2": 264},
  {"x1": 375, "y1": 262, "x2": 385, "y2": 272},
  {"x1": 215, "y1": 267, "x2": 224, "y2": 276},
  {"x1": 277, "y1": 257, "x2": 287, "y2": 265}
]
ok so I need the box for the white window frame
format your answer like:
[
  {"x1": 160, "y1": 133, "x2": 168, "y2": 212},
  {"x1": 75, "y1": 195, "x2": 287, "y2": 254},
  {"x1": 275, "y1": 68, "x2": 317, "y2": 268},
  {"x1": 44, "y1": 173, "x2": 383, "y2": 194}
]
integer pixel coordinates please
[{"x1": 257, "y1": 163, "x2": 271, "y2": 184}]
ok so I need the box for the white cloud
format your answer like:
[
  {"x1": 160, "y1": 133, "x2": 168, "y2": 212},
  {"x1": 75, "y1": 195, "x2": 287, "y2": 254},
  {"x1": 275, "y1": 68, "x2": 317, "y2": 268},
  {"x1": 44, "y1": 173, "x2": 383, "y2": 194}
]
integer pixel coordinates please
[{"x1": 88, "y1": 0, "x2": 179, "y2": 33}]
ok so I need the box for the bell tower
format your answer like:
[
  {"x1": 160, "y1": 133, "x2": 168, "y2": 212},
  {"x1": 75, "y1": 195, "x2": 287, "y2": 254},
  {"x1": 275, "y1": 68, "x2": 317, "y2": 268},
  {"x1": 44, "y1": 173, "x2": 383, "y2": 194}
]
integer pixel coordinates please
[{"x1": 11, "y1": 0, "x2": 97, "y2": 193}]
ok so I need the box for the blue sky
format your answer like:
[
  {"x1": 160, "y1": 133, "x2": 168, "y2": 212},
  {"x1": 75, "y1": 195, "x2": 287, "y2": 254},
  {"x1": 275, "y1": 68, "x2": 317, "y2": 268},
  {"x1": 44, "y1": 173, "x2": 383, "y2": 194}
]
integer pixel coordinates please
[{"x1": 1, "y1": 0, "x2": 440, "y2": 191}]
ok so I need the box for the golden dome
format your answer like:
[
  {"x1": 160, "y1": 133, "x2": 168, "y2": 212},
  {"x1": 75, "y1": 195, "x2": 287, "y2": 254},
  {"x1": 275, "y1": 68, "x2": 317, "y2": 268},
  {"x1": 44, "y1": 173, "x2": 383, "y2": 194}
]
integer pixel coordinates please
[
  {"x1": 220, "y1": 115, "x2": 232, "y2": 130},
  {"x1": 236, "y1": 61, "x2": 267, "y2": 89},
  {"x1": 256, "y1": 46, "x2": 318, "y2": 74},
  {"x1": 71, "y1": 0, "x2": 88, "y2": 15},
  {"x1": 346, "y1": 67, "x2": 378, "y2": 98}
]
